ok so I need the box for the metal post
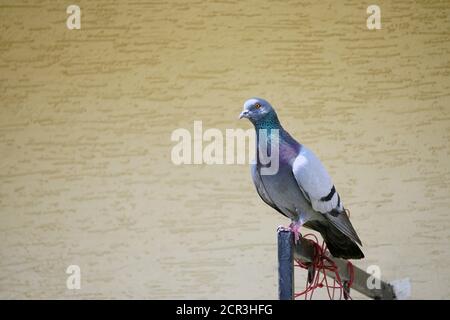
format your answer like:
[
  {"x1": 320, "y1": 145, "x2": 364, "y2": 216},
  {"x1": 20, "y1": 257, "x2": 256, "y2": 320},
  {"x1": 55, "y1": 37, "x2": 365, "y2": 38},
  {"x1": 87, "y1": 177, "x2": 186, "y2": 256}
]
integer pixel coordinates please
[{"x1": 277, "y1": 229, "x2": 294, "y2": 300}]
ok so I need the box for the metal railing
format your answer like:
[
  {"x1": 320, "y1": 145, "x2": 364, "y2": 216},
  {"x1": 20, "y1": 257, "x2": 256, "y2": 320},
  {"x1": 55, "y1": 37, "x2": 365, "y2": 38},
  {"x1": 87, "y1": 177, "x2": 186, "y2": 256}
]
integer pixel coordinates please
[{"x1": 277, "y1": 229, "x2": 407, "y2": 300}]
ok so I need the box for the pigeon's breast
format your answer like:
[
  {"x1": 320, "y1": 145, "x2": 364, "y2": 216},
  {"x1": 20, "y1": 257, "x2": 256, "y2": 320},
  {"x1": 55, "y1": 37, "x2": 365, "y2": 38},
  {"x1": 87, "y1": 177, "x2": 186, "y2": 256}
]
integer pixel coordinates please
[
  {"x1": 258, "y1": 161, "x2": 308, "y2": 220},
  {"x1": 256, "y1": 131, "x2": 319, "y2": 221}
]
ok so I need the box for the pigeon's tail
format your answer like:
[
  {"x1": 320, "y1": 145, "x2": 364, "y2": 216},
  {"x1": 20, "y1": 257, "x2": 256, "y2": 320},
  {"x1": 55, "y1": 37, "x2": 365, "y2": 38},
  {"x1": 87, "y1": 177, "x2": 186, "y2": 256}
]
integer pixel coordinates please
[
  {"x1": 321, "y1": 224, "x2": 364, "y2": 259},
  {"x1": 305, "y1": 220, "x2": 364, "y2": 260}
]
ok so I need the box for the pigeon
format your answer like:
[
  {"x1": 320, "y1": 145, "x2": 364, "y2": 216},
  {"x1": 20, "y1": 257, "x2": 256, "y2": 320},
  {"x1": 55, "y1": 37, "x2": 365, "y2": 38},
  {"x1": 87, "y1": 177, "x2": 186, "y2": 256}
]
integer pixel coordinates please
[{"x1": 239, "y1": 97, "x2": 364, "y2": 259}]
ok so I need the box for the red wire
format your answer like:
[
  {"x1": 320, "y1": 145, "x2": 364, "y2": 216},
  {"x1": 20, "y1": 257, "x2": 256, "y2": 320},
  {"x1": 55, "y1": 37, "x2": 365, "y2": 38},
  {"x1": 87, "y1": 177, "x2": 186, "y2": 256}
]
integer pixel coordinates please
[{"x1": 294, "y1": 233, "x2": 355, "y2": 300}]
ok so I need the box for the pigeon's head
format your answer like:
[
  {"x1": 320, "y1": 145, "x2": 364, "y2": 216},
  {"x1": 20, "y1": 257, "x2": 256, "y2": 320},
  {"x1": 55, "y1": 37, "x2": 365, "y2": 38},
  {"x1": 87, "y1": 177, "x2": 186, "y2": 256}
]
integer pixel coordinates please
[{"x1": 239, "y1": 98, "x2": 275, "y2": 124}]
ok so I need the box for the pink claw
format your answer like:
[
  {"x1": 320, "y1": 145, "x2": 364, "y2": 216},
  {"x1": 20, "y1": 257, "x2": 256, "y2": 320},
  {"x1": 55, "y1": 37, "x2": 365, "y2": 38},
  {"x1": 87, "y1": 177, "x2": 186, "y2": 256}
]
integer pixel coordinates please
[{"x1": 289, "y1": 221, "x2": 302, "y2": 243}]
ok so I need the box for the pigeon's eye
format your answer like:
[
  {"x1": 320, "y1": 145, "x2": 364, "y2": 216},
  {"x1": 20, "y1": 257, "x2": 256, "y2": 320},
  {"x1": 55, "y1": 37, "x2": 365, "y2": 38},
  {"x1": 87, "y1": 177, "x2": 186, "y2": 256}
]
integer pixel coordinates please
[{"x1": 254, "y1": 103, "x2": 261, "y2": 109}]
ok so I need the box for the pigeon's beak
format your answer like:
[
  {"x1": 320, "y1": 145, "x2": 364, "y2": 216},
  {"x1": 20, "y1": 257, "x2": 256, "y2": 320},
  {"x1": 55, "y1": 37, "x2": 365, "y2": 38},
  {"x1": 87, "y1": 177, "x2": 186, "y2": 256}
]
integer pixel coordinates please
[{"x1": 239, "y1": 110, "x2": 249, "y2": 119}]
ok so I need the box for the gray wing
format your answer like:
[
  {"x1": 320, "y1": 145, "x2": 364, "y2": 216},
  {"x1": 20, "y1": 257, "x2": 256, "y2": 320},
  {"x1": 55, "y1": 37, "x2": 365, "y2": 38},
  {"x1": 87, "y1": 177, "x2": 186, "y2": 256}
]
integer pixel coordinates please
[
  {"x1": 292, "y1": 147, "x2": 362, "y2": 245},
  {"x1": 251, "y1": 163, "x2": 287, "y2": 217},
  {"x1": 292, "y1": 147, "x2": 342, "y2": 213}
]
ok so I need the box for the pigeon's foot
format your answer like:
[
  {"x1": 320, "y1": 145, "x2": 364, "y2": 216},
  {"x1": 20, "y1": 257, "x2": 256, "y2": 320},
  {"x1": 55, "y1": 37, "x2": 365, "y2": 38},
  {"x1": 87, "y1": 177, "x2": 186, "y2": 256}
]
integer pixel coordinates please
[
  {"x1": 289, "y1": 221, "x2": 302, "y2": 244},
  {"x1": 277, "y1": 222, "x2": 302, "y2": 243}
]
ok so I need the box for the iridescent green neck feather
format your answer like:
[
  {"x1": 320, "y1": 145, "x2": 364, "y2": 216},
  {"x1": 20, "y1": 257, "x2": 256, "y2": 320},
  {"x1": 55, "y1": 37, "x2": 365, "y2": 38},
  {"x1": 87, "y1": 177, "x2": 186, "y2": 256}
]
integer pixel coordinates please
[{"x1": 253, "y1": 111, "x2": 282, "y2": 131}]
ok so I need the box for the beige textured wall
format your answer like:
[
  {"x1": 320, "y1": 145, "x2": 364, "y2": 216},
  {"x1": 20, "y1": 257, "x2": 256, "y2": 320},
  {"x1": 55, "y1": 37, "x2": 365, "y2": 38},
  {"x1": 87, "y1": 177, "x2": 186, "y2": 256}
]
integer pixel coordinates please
[{"x1": 0, "y1": 0, "x2": 449, "y2": 299}]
